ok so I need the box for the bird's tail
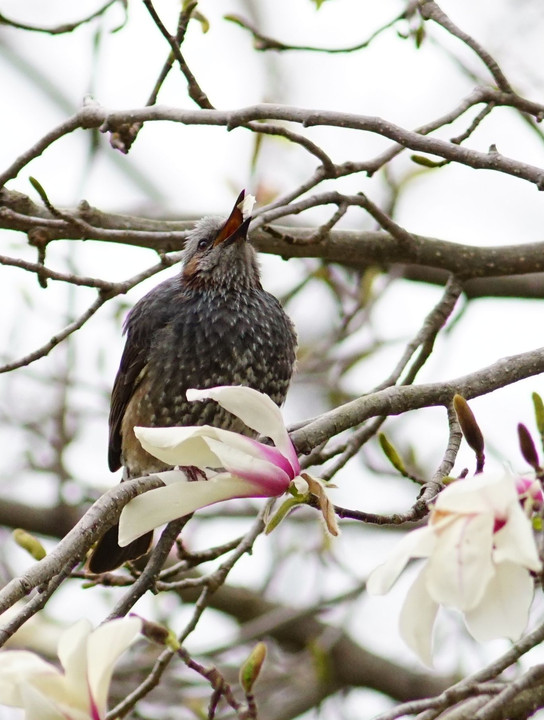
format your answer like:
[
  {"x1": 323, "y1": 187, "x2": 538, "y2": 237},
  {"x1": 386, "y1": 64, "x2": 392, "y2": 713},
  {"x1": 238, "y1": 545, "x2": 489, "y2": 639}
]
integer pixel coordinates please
[{"x1": 87, "y1": 524, "x2": 153, "y2": 574}]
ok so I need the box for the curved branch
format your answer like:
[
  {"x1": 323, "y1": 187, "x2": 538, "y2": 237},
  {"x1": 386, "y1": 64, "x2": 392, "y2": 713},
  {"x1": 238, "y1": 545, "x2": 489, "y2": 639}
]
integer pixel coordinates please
[
  {"x1": 5, "y1": 190, "x2": 544, "y2": 289},
  {"x1": 0, "y1": 474, "x2": 163, "y2": 642},
  {"x1": 291, "y1": 347, "x2": 544, "y2": 454},
  {"x1": 3, "y1": 98, "x2": 544, "y2": 189}
]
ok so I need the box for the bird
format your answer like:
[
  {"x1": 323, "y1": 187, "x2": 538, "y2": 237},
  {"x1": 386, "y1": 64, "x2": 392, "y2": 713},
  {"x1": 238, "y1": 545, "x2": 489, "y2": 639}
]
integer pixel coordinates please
[{"x1": 87, "y1": 191, "x2": 297, "y2": 573}]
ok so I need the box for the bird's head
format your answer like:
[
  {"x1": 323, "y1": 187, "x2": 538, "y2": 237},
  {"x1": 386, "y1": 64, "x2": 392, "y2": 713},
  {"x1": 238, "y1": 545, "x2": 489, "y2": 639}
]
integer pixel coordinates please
[{"x1": 181, "y1": 190, "x2": 261, "y2": 292}]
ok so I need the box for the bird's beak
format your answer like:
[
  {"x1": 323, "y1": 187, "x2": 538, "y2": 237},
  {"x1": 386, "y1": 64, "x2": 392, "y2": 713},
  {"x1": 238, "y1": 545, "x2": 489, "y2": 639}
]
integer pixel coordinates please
[{"x1": 213, "y1": 190, "x2": 253, "y2": 247}]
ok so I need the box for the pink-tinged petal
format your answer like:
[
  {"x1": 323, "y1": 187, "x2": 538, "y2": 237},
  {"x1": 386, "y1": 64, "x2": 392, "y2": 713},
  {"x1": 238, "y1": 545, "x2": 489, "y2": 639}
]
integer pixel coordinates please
[
  {"x1": 119, "y1": 474, "x2": 268, "y2": 546},
  {"x1": 86, "y1": 617, "x2": 142, "y2": 716},
  {"x1": 366, "y1": 526, "x2": 437, "y2": 596},
  {"x1": 187, "y1": 386, "x2": 299, "y2": 473},
  {"x1": 243, "y1": 437, "x2": 296, "y2": 479},
  {"x1": 203, "y1": 437, "x2": 291, "y2": 491},
  {"x1": 0, "y1": 651, "x2": 60, "y2": 706},
  {"x1": 138, "y1": 430, "x2": 291, "y2": 493},
  {"x1": 493, "y1": 504, "x2": 542, "y2": 572},
  {"x1": 516, "y1": 477, "x2": 544, "y2": 502},
  {"x1": 399, "y1": 566, "x2": 439, "y2": 667},
  {"x1": 426, "y1": 513, "x2": 494, "y2": 611},
  {"x1": 135, "y1": 424, "x2": 291, "y2": 472},
  {"x1": 464, "y1": 561, "x2": 535, "y2": 642}
]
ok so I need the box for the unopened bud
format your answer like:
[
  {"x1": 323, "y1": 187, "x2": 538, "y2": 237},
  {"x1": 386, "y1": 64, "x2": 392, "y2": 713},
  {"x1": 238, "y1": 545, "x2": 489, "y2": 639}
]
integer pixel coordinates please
[
  {"x1": 379, "y1": 433, "x2": 406, "y2": 475},
  {"x1": 12, "y1": 529, "x2": 46, "y2": 560},
  {"x1": 453, "y1": 395, "x2": 485, "y2": 473},
  {"x1": 239, "y1": 642, "x2": 267, "y2": 693},
  {"x1": 517, "y1": 423, "x2": 540, "y2": 471},
  {"x1": 130, "y1": 614, "x2": 179, "y2": 650},
  {"x1": 532, "y1": 393, "x2": 544, "y2": 437}
]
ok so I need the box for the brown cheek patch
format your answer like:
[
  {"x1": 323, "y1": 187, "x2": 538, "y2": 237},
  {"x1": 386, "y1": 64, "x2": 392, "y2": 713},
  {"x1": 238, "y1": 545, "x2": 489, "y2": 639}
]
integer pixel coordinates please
[{"x1": 181, "y1": 255, "x2": 201, "y2": 281}]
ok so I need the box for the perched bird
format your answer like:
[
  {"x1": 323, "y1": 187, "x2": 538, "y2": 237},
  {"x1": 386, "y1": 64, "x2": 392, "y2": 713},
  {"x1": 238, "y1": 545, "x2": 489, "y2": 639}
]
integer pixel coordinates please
[{"x1": 88, "y1": 191, "x2": 297, "y2": 573}]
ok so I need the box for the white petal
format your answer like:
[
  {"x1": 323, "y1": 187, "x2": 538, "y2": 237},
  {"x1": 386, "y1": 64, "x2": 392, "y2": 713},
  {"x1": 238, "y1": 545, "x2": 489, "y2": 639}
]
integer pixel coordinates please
[
  {"x1": 57, "y1": 619, "x2": 92, "y2": 709},
  {"x1": 135, "y1": 425, "x2": 234, "y2": 468},
  {"x1": 366, "y1": 526, "x2": 436, "y2": 595},
  {"x1": 464, "y1": 561, "x2": 535, "y2": 642},
  {"x1": 239, "y1": 193, "x2": 255, "y2": 218},
  {"x1": 436, "y1": 470, "x2": 518, "y2": 516},
  {"x1": 0, "y1": 651, "x2": 59, "y2": 705},
  {"x1": 494, "y1": 503, "x2": 542, "y2": 571},
  {"x1": 426, "y1": 513, "x2": 495, "y2": 611},
  {"x1": 399, "y1": 566, "x2": 439, "y2": 667},
  {"x1": 19, "y1": 683, "x2": 68, "y2": 720},
  {"x1": 86, "y1": 617, "x2": 142, "y2": 716},
  {"x1": 135, "y1": 424, "x2": 294, "y2": 481},
  {"x1": 119, "y1": 474, "x2": 264, "y2": 546},
  {"x1": 187, "y1": 386, "x2": 299, "y2": 471}
]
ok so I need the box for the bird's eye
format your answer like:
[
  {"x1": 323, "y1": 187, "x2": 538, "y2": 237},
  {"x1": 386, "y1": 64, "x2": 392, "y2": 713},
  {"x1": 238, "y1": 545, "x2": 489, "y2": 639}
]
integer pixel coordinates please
[{"x1": 198, "y1": 238, "x2": 210, "y2": 250}]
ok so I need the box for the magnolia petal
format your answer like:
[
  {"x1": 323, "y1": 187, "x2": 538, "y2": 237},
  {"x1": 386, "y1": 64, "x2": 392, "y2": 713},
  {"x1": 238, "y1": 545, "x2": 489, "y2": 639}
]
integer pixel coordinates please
[
  {"x1": 493, "y1": 504, "x2": 542, "y2": 572},
  {"x1": 436, "y1": 470, "x2": 518, "y2": 516},
  {"x1": 135, "y1": 426, "x2": 235, "y2": 468},
  {"x1": 147, "y1": 435, "x2": 291, "y2": 494},
  {"x1": 87, "y1": 617, "x2": 142, "y2": 716},
  {"x1": 0, "y1": 651, "x2": 59, "y2": 705},
  {"x1": 187, "y1": 386, "x2": 299, "y2": 472},
  {"x1": 240, "y1": 193, "x2": 256, "y2": 218},
  {"x1": 19, "y1": 683, "x2": 69, "y2": 720},
  {"x1": 57, "y1": 619, "x2": 92, "y2": 711},
  {"x1": 399, "y1": 566, "x2": 439, "y2": 667},
  {"x1": 157, "y1": 469, "x2": 195, "y2": 485},
  {"x1": 135, "y1": 424, "x2": 292, "y2": 482},
  {"x1": 200, "y1": 436, "x2": 291, "y2": 492},
  {"x1": 119, "y1": 474, "x2": 265, "y2": 546},
  {"x1": 366, "y1": 526, "x2": 436, "y2": 596},
  {"x1": 426, "y1": 513, "x2": 495, "y2": 611},
  {"x1": 464, "y1": 561, "x2": 534, "y2": 642}
]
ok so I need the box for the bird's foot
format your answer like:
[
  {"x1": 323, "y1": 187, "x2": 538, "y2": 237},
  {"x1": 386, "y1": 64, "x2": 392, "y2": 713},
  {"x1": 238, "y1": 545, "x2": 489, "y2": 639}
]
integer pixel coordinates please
[{"x1": 180, "y1": 465, "x2": 208, "y2": 482}]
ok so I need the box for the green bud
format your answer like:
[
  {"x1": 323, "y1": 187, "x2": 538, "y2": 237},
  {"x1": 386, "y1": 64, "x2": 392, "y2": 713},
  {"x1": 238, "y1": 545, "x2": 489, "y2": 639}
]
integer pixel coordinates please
[
  {"x1": 240, "y1": 642, "x2": 267, "y2": 693},
  {"x1": 415, "y1": 24, "x2": 426, "y2": 49},
  {"x1": 12, "y1": 529, "x2": 46, "y2": 560},
  {"x1": 29, "y1": 176, "x2": 48, "y2": 203},
  {"x1": 410, "y1": 154, "x2": 445, "y2": 168},
  {"x1": 192, "y1": 9, "x2": 209, "y2": 33},
  {"x1": 532, "y1": 392, "x2": 544, "y2": 437},
  {"x1": 379, "y1": 433, "x2": 406, "y2": 475}
]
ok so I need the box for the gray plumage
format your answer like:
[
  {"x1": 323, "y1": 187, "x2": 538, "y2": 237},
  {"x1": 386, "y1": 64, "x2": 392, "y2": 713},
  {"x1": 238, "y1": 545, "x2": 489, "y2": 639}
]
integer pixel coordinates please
[{"x1": 88, "y1": 191, "x2": 297, "y2": 573}]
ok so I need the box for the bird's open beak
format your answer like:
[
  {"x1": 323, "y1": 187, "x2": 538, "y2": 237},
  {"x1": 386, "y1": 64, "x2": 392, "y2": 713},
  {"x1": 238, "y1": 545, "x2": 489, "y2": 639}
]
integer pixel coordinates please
[{"x1": 213, "y1": 190, "x2": 253, "y2": 247}]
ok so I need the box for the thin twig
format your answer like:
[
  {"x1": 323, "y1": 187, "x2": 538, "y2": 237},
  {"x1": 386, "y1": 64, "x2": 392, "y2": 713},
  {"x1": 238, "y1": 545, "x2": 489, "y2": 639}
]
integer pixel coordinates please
[
  {"x1": 0, "y1": 1, "x2": 123, "y2": 35},
  {"x1": 142, "y1": 0, "x2": 213, "y2": 109},
  {"x1": 419, "y1": 1, "x2": 513, "y2": 93}
]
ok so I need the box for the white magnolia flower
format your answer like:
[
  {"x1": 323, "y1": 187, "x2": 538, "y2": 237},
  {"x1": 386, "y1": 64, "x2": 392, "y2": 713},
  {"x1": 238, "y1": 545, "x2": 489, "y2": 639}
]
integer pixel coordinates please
[
  {"x1": 119, "y1": 385, "x2": 338, "y2": 547},
  {"x1": 0, "y1": 616, "x2": 141, "y2": 720},
  {"x1": 367, "y1": 469, "x2": 542, "y2": 665}
]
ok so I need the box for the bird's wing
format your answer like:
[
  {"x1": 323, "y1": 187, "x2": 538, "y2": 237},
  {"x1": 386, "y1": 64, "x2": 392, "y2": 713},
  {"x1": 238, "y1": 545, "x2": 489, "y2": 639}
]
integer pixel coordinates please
[{"x1": 108, "y1": 278, "x2": 178, "y2": 472}]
